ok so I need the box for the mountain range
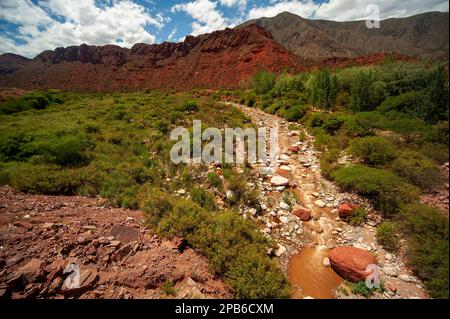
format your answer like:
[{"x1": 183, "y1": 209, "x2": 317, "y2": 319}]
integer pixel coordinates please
[
  {"x1": 0, "y1": 11, "x2": 448, "y2": 92},
  {"x1": 242, "y1": 11, "x2": 449, "y2": 61}
]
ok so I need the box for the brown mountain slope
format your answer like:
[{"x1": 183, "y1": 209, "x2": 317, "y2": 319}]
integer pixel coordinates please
[
  {"x1": 0, "y1": 53, "x2": 31, "y2": 75},
  {"x1": 241, "y1": 11, "x2": 449, "y2": 61},
  {"x1": 0, "y1": 25, "x2": 306, "y2": 92}
]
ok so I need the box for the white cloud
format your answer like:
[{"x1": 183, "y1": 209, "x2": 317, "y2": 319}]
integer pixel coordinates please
[
  {"x1": 248, "y1": 0, "x2": 449, "y2": 21},
  {"x1": 172, "y1": 0, "x2": 233, "y2": 36},
  {"x1": 314, "y1": 0, "x2": 449, "y2": 21},
  {"x1": 219, "y1": 0, "x2": 248, "y2": 11},
  {"x1": 167, "y1": 28, "x2": 178, "y2": 42},
  {"x1": 248, "y1": 0, "x2": 318, "y2": 20},
  {"x1": 0, "y1": 0, "x2": 164, "y2": 58}
]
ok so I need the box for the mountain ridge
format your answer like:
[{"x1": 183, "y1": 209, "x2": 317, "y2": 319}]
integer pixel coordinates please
[
  {"x1": 240, "y1": 11, "x2": 449, "y2": 61},
  {"x1": 0, "y1": 25, "x2": 306, "y2": 92}
]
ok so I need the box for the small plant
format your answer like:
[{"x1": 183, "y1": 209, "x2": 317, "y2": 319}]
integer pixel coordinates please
[
  {"x1": 349, "y1": 207, "x2": 367, "y2": 226},
  {"x1": 207, "y1": 172, "x2": 222, "y2": 188},
  {"x1": 351, "y1": 281, "x2": 383, "y2": 298},
  {"x1": 161, "y1": 280, "x2": 177, "y2": 296},
  {"x1": 180, "y1": 100, "x2": 199, "y2": 112},
  {"x1": 190, "y1": 188, "x2": 217, "y2": 211},
  {"x1": 348, "y1": 136, "x2": 397, "y2": 167},
  {"x1": 376, "y1": 222, "x2": 400, "y2": 251}
]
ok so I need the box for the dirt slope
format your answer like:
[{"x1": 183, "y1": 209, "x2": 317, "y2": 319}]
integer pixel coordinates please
[{"x1": 0, "y1": 186, "x2": 230, "y2": 299}]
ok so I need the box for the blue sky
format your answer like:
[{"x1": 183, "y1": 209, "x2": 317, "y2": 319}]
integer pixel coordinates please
[{"x1": 0, "y1": 0, "x2": 448, "y2": 57}]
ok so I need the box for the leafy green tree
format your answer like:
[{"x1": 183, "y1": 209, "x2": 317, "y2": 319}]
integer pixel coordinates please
[
  {"x1": 311, "y1": 70, "x2": 339, "y2": 110},
  {"x1": 252, "y1": 70, "x2": 276, "y2": 95},
  {"x1": 418, "y1": 65, "x2": 449, "y2": 123},
  {"x1": 349, "y1": 71, "x2": 372, "y2": 112}
]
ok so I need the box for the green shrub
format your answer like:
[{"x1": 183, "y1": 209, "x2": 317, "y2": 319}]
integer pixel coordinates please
[
  {"x1": 180, "y1": 100, "x2": 199, "y2": 112},
  {"x1": 0, "y1": 91, "x2": 61, "y2": 114},
  {"x1": 149, "y1": 198, "x2": 290, "y2": 298},
  {"x1": 397, "y1": 203, "x2": 449, "y2": 299},
  {"x1": 30, "y1": 135, "x2": 95, "y2": 167},
  {"x1": 349, "y1": 207, "x2": 368, "y2": 226},
  {"x1": 342, "y1": 112, "x2": 384, "y2": 137},
  {"x1": 252, "y1": 70, "x2": 276, "y2": 95},
  {"x1": 283, "y1": 104, "x2": 308, "y2": 121},
  {"x1": 377, "y1": 91, "x2": 423, "y2": 115},
  {"x1": 331, "y1": 165, "x2": 419, "y2": 216},
  {"x1": 9, "y1": 165, "x2": 88, "y2": 195},
  {"x1": 351, "y1": 281, "x2": 376, "y2": 298},
  {"x1": 140, "y1": 186, "x2": 175, "y2": 228},
  {"x1": 207, "y1": 172, "x2": 222, "y2": 188},
  {"x1": 376, "y1": 222, "x2": 400, "y2": 251},
  {"x1": 226, "y1": 248, "x2": 291, "y2": 299},
  {"x1": 272, "y1": 73, "x2": 304, "y2": 97},
  {"x1": 420, "y1": 143, "x2": 449, "y2": 165},
  {"x1": 391, "y1": 152, "x2": 442, "y2": 190},
  {"x1": 190, "y1": 188, "x2": 217, "y2": 211},
  {"x1": 161, "y1": 280, "x2": 177, "y2": 296},
  {"x1": 0, "y1": 132, "x2": 34, "y2": 162},
  {"x1": 348, "y1": 136, "x2": 397, "y2": 166}
]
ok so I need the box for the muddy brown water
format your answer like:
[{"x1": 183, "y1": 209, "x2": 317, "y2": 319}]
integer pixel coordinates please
[
  {"x1": 288, "y1": 247, "x2": 343, "y2": 299},
  {"x1": 288, "y1": 192, "x2": 344, "y2": 299}
]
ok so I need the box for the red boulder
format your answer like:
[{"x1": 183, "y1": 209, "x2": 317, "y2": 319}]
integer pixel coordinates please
[
  {"x1": 288, "y1": 146, "x2": 300, "y2": 153},
  {"x1": 338, "y1": 204, "x2": 354, "y2": 218},
  {"x1": 292, "y1": 206, "x2": 311, "y2": 221},
  {"x1": 328, "y1": 246, "x2": 377, "y2": 282}
]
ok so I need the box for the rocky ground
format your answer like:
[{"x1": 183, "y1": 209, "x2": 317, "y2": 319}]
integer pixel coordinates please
[
  {"x1": 0, "y1": 186, "x2": 230, "y2": 299},
  {"x1": 232, "y1": 103, "x2": 430, "y2": 299}
]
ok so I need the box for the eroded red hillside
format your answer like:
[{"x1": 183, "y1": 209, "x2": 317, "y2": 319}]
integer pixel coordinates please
[{"x1": 0, "y1": 25, "x2": 306, "y2": 92}]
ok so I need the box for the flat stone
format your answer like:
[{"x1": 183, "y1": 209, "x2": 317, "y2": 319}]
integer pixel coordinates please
[
  {"x1": 314, "y1": 200, "x2": 326, "y2": 208},
  {"x1": 108, "y1": 225, "x2": 140, "y2": 243},
  {"x1": 270, "y1": 175, "x2": 289, "y2": 187},
  {"x1": 399, "y1": 274, "x2": 412, "y2": 282},
  {"x1": 274, "y1": 244, "x2": 287, "y2": 257},
  {"x1": 383, "y1": 266, "x2": 399, "y2": 277}
]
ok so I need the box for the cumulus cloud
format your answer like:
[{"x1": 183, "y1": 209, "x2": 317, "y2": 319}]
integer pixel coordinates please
[
  {"x1": 248, "y1": 0, "x2": 449, "y2": 21},
  {"x1": 172, "y1": 0, "x2": 234, "y2": 36},
  {"x1": 0, "y1": 0, "x2": 164, "y2": 58},
  {"x1": 248, "y1": 0, "x2": 318, "y2": 20},
  {"x1": 315, "y1": 0, "x2": 449, "y2": 20},
  {"x1": 219, "y1": 0, "x2": 248, "y2": 11}
]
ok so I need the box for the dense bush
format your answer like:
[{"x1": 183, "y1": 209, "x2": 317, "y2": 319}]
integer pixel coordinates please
[
  {"x1": 179, "y1": 100, "x2": 199, "y2": 112},
  {"x1": 252, "y1": 70, "x2": 276, "y2": 95},
  {"x1": 0, "y1": 91, "x2": 64, "y2": 114},
  {"x1": 377, "y1": 91, "x2": 423, "y2": 115},
  {"x1": 349, "y1": 71, "x2": 372, "y2": 112},
  {"x1": 419, "y1": 65, "x2": 449, "y2": 123},
  {"x1": 376, "y1": 222, "x2": 400, "y2": 251},
  {"x1": 190, "y1": 188, "x2": 217, "y2": 211},
  {"x1": 207, "y1": 172, "x2": 222, "y2": 188},
  {"x1": 342, "y1": 112, "x2": 384, "y2": 137},
  {"x1": 349, "y1": 207, "x2": 368, "y2": 226},
  {"x1": 397, "y1": 203, "x2": 449, "y2": 299},
  {"x1": 142, "y1": 195, "x2": 290, "y2": 298},
  {"x1": 30, "y1": 135, "x2": 95, "y2": 167},
  {"x1": 348, "y1": 136, "x2": 397, "y2": 166},
  {"x1": 310, "y1": 70, "x2": 339, "y2": 110},
  {"x1": 391, "y1": 152, "x2": 442, "y2": 190},
  {"x1": 9, "y1": 164, "x2": 91, "y2": 195},
  {"x1": 331, "y1": 165, "x2": 419, "y2": 216},
  {"x1": 272, "y1": 73, "x2": 304, "y2": 97},
  {"x1": 283, "y1": 104, "x2": 308, "y2": 122}
]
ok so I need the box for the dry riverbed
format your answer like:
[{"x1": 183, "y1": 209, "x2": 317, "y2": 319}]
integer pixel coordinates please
[{"x1": 232, "y1": 102, "x2": 429, "y2": 299}]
